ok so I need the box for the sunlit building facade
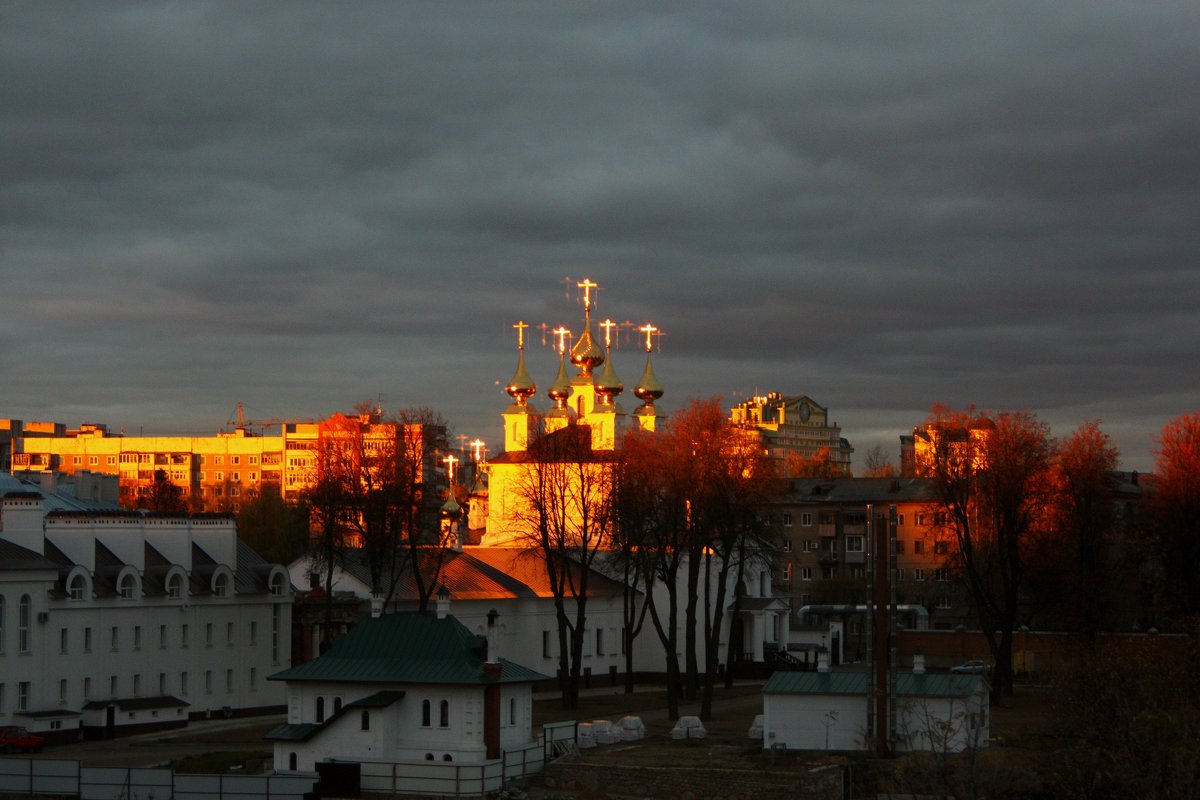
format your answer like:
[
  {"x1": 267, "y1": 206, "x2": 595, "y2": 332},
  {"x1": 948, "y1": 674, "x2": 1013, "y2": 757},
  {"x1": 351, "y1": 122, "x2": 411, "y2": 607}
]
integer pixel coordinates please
[{"x1": 730, "y1": 393, "x2": 854, "y2": 473}]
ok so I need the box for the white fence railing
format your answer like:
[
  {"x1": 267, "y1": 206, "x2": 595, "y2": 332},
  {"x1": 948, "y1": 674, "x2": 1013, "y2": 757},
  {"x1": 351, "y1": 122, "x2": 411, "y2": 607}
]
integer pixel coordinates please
[
  {"x1": 0, "y1": 721, "x2": 579, "y2": 800},
  {"x1": 0, "y1": 758, "x2": 316, "y2": 800}
]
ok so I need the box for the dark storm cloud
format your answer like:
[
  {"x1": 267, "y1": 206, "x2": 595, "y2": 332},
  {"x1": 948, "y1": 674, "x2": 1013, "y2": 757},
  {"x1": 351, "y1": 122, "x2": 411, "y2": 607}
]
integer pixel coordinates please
[{"x1": 3, "y1": 2, "x2": 1198, "y2": 469}]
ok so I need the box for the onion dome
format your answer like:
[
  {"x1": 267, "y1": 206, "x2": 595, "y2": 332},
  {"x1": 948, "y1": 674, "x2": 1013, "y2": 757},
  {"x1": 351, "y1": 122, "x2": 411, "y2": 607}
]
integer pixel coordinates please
[
  {"x1": 570, "y1": 310, "x2": 606, "y2": 376},
  {"x1": 548, "y1": 350, "x2": 572, "y2": 408},
  {"x1": 634, "y1": 350, "x2": 664, "y2": 403},
  {"x1": 440, "y1": 494, "x2": 462, "y2": 520},
  {"x1": 505, "y1": 346, "x2": 537, "y2": 406},
  {"x1": 594, "y1": 344, "x2": 623, "y2": 405}
]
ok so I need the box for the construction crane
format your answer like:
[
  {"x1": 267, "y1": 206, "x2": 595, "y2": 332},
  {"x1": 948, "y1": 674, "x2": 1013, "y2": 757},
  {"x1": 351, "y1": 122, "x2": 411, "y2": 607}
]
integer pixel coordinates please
[{"x1": 225, "y1": 401, "x2": 301, "y2": 435}]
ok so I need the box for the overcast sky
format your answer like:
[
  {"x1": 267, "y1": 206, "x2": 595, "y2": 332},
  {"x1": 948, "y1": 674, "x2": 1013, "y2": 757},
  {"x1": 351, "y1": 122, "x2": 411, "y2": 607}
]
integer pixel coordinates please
[{"x1": 3, "y1": 2, "x2": 1198, "y2": 471}]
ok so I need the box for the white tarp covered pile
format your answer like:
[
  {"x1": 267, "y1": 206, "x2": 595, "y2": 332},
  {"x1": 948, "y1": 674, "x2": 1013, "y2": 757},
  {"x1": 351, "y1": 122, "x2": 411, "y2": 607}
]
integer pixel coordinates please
[
  {"x1": 577, "y1": 721, "x2": 596, "y2": 749},
  {"x1": 591, "y1": 719, "x2": 619, "y2": 745},
  {"x1": 617, "y1": 716, "x2": 645, "y2": 741},
  {"x1": 670, "y1": 715, "x2": 707, "y2": 740}
]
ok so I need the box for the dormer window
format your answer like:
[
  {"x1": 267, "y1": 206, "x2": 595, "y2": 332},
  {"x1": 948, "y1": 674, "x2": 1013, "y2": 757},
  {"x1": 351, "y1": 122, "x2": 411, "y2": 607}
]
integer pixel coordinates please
[
  {"x1": 167, "y1": 573, "x2": 184, "y2": 599},
  {"x1": 119, "y1": 574, "x2": 137, "y2": 599},
  {"x1": 214, "y1": 573, "x2": 230, "y2": 598},
  {"x1": 69, "y1": 574, "x2": 87, "y2": 600}
]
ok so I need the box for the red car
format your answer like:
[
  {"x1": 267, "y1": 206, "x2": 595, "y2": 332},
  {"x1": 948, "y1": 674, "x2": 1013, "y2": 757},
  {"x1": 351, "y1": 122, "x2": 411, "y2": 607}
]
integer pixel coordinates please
[{"x1": 0, "y1": 726, "x2": 46, "y2": 753}]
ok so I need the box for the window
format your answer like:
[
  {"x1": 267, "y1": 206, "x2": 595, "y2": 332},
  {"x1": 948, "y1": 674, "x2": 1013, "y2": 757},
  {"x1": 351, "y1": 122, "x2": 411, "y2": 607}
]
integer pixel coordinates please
[
  {"x1": 231, "y1": 456, "x2": 240, "y2": 466},
  {"x1": 934, "y1": 541, "x2": 949, "y2": 555},
  {"x1": 821, "y1": 566, "x2": 835, "y2": 580},
  {"x1": 440, "y1": 700, "x2": 449, "y2": 728},
  {"x1": 206, "y1": 623, "x2": 213, "y2": 647},
  {"x1": 542, "y1": 630, "x2": 551, "y2": 659},
  {"x1": 133, "y1": 625, "x2": 142, "y2": 650},
  {"x1": 801, "y1": 512, "x2": 813, "y2": 527},
  {"x1": 205, "y1": 670, "x2": 213, "y2": 694},
  {"x1": 18, "y1": 594, "x2": 31, "y2": 653},
  {"x1": 272, "y1": 605, "x2": 281, "y2": 663},
  {"x1": 270, "y1": 573, "x2": 285, "y2": 596},
  {"x1": 181, "y1": 624, "x2": 189, "y2": 648},
  {"x1": 0, "y1": 596, "x2": 6, "y2": 653},
  {"x1": 60, "y1": 627, "x2": 69, "y2": 654},
  {"x1": 782, "y1": 512, "x2": 793, "y2": 527},
  {"x1": 160, "y1": 624, "x2": 167, "y2": 649},
  {"x1": 914, "y1": 568, "x2": 926, "y2": 581},
  {"x1": 167, "y1": 574, "x2": 183, "y2": 599},
  {"x1": 937, "y1": 595, "x2": 953, "y2": 609},
  {"x1": 119, "y1": 574, "x2": 136, "y2": 599},
  {"x1": 213, "y1": 456, "x2": 223, "y2": 465},
  {"x1": 18, "y1": 681, "x2": 30, "y2": 712},
  {"x1": 917, "y1": 513, "x2": 927, "y2": 526},
  {"x1": 215, "y1": 472, "x2": 224, "y2": 481},
  {"x1": 159, "y1": 673, "x2": 167, "y2": 695},
  {"x1": 226, "y1": 669, "x2": 233, "y2": 692},
  {"x1": 845, "y1": 535, "x2": 864, "y2": 553},
  {"x1": 596, "y1": 628, "x2": 604, "y2": 656},
  {"x1": 133, "y1": 674, "x2": 142, "y2": 696},
  {"x1": 898, "y1": 513, "x2": 905, "y2": 526},
  {"x1": 214, "y1": 574, "x2": 229, "y2": 598},
  {"x1": 316, "y1": 696, "x2": 326, "y2": 722},
  {"x1": 849, "y1": 566, "x2": 865, "y2": 579},
  {"x1": 226, "y1": 622, "x2": 235, "y2": 645},
  {"x1": 782, "y1": 539, "x2": 792, "y2": 552},
  {"x1": 421, "y1": 699, "x2": 431, "y2": 727},
  {"x1": 249, "y1": 455, "x2": 259, "y2": 465},
  {"x1": 249, "y1": 621, "x2": 258, "y2": 645},
  {"x1": 913, "y1": 540, "x2": 925, "y2": 555},
  {"x1": 110, "y1": 675, "x2": 118, "y2": 697},
  {"x1": 249, "y1": 668, "x2": 256, "y2": 691},
  {"x1": 59, "y1": 678, "x2": 68, "y2": 705},
  {"x1": 73, "y1": 456, "x2": 82, "y2": 465},
  {"x1": 508, "y1": 697, "x2": 517, "y2": 726},
  {"x1": 107, "y1": 456, "x2": 117, "y2": 466},
  {"x1": 84, "y1": 626, "x2": 92, "y2": 652},
  {"x1": 181, "y1": 672, "x2": 189, "y2": 696},
  {"x1": 935, "y1": 567, "x2": 951, "y2": 582},
  {"x1": 361, "y1": 710, "x2": 370, "y2": 731},
  {"x1": 782, "y1": 563, "x2": 792, "y2": 582},
  {"x1": 895, "y1": 540, "x2": 905, "y2": 554},
  {"x1": 83, "y1": 677, "x2": 91, "y2": 700},
  {"x1": 896, "y1": 568, "x2": 905, "y2": 581},
  {"x1": 111, "y1": 626, "x2": 119, "y2": 651},
  {"x1": 801, "y1": 566, "x2": 813, "y2": 581},
  {"x1": 69, "y1": 574, "x2": 87, "y2": 600},
  {"x1": 804, "y1": 539, "x2": 817, "y2": 552}
]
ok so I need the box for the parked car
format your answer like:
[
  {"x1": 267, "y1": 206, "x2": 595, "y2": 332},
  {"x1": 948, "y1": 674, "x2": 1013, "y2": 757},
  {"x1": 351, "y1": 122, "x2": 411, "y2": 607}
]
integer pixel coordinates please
[
  {"x1": 950, "y1": 659, "x2": 987, "y2": 674},
  {"x1": 0, "y1": 726, "x2": 46, "y2": 753}
]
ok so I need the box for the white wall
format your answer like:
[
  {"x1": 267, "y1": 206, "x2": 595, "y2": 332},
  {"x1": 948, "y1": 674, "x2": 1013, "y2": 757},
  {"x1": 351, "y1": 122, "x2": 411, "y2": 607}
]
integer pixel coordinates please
[{"x1": 763, "y1": 694, "x2": 867, "y2": 751}]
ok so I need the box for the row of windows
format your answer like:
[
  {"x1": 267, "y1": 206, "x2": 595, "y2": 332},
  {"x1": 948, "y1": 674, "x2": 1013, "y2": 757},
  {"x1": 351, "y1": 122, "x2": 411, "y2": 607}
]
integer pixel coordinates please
[
  {"x1": 779, "y1": 511, "x2": 941, "y2": 529},
  {"x1": 54, "y1": 620, "x2": 266, "y2": 654},
  {"x1": 541, "y1": 628, "x2": 623, "y2": 659},
  {"x1": 781, "y1": 537, "x2": 951, "y2": 556},
  {"x1": 0, "y1": 667, "x2": 261, "y2": 711},
  {"x1": 781, "y1": 565, "x2": 955, "y2": 583}
]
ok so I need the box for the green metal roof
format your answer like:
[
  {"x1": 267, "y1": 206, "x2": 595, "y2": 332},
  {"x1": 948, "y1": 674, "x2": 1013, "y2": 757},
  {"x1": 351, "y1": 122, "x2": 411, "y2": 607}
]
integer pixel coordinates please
[
  {"x1": 264, "y1": 723, "x2": 322, "y2": 742},
  {"x1": 269, "y1": 612, "x2": 550, "y2": 686},
  {"x1": 346, "y1": 690, "x2": 406, "y2": 709},
  {"x1": 764, "y1": 671, "x2": 985, "y2": 698}
]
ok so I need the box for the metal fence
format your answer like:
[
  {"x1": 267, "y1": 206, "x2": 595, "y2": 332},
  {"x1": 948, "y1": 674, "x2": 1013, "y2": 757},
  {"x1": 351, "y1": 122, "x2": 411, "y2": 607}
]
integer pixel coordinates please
[
  {"x1": 0, "y1": 721, "x2": 578, "y2": 800},
  {"x1": 0, "y1": 758, "x2": 316, "y2": 800}
]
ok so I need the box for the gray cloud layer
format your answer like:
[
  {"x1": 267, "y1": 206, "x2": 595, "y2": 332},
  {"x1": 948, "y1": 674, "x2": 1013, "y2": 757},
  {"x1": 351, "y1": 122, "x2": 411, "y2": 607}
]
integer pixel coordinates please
[{"x1": 4, "y1": 2, "x2": 1198, "y2": 470}]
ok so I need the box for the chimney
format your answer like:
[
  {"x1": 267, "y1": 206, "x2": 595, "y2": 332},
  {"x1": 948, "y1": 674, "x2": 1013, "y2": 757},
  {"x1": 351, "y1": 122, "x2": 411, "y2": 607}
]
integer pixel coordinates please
[
  {"x1": 370, "y1": 592, "x2": 383, "y2": 619},
  {"x1": 817, "y1": 648, "x2": 830, "y2": 673},
  {"x1": 436, "y1": 585, "x2": 451, "y2": 620},
  {"x1": 913, "y1": 650, "x2": 926, "y2": 675}
]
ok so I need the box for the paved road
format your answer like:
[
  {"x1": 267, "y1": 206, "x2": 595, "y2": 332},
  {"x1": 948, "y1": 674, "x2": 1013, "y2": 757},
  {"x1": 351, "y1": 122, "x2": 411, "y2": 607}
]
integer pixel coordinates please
[{"x1": 5, "y1": 715, "x2": 285, "y2": 770}]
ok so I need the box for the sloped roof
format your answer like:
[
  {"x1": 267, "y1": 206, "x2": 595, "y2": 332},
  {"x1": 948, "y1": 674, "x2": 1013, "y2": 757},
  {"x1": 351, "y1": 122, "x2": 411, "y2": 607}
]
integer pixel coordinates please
[
  {"x1": 0, "y1": 539, "x2": 58, "y2": 571},
  {"x1": 764, "y1": 670, "x2": 986, "y2": 698},
  {"x1": 779, "y1": 477, "x2": 941, "y2": 504},
  {"x1": 465, "y1": 547, "x2": 627, "y2": 599},
  {"x1": 264, "y1": 723, "x2": 322, "y2": 742},
  {"x1": 269, "y1": 612, "x2": 549, "y2": 686},
  {"x1": 82, "y1": 695, "x2": 189, "y2": 711}
]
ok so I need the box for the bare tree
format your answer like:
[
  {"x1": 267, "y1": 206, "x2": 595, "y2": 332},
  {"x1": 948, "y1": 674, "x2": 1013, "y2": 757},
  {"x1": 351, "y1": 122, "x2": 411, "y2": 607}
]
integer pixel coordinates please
[
  {"x1": 510, "y1": 425, "x2": 616, "y2": 709},
  {"x1": 862, "y1": 444, "x2": 899, "y2": 478},
  {"x1": 915, "y1": 405, "x2": 1055, "y2": 700}
]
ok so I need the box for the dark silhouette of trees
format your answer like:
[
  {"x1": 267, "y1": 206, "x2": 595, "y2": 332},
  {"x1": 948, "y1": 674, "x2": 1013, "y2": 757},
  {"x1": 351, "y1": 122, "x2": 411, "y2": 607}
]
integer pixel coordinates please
[
  {"x1": 1147, "y1": 411, "x2": 1200, "y2": 619},
  {"x1": 237, "y1": 485, "x2": 310, "y2": 566},
  {"x1": 137, "y1": 468, "x2": 187, "y2": 513},
  {"x1": 862, "y1": 444, "x2": 899, "y2": 478}
]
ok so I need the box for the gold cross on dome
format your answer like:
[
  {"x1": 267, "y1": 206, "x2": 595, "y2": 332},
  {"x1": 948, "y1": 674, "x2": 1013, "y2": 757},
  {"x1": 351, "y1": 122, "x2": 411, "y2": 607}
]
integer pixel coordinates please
[
  {"x1": 469, "y1": 438, "x2": 486, "y2": 461},
  {"x1": 639, "y1": 323, "x2": 659, "y2": 352},
  {"x1": 512, "y1": 320, "x2": 529, "y2": 349},
  {"x1": 443, "y1": 454, "x2": 458, "y2": 482},
  {"x1": 577, "y1": 278, "x2": 598, "y2": 310},
  {"x1": 553, "y1": 326, "x2": 572, "y2": 354},
  {"x1": 600, "y1": 319, "x2": 617, "y2": 349}
]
